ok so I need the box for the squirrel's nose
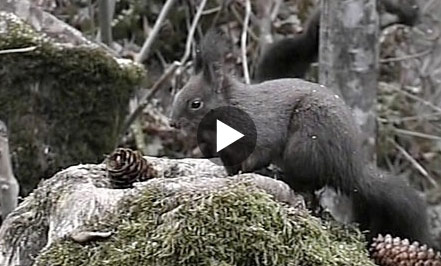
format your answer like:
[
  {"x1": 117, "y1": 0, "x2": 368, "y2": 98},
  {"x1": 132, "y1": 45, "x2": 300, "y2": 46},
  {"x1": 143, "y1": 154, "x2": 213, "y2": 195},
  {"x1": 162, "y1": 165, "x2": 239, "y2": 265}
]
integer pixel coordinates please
[
  {"x1": 168, "y1": 109, "x2": 179, "y2": 128},
  {"x1": 169, "y1": 119, "x2": 180, "y2": 129}
]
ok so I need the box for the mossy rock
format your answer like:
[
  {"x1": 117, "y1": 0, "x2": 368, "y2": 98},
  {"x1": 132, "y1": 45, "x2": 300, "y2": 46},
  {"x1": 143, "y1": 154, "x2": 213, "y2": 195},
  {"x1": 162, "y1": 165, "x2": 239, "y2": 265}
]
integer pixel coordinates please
[
  {"x1": 0, "y1": 12, "x2": 145, "y2": 196},
  {"x1": 36, "y1": 180, "x2": 374, "y2": 266}
]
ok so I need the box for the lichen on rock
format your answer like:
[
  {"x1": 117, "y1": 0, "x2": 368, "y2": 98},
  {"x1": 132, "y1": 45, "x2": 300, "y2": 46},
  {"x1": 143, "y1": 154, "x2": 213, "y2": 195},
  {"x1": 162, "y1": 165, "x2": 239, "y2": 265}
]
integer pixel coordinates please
[{"x1": 0, "y1": 11, "x2": 145, "y2": 196}]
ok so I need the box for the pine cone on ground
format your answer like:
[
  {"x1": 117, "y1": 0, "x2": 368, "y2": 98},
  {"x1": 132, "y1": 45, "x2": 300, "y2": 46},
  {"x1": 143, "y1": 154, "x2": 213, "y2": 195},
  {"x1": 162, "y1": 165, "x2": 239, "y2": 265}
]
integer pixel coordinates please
[
  {"x1": 105, "y1": 148, "x2": 157, "y2": 189},
  {"x1": 370, "y1": 234, "x2": 441, "y2": 266}
]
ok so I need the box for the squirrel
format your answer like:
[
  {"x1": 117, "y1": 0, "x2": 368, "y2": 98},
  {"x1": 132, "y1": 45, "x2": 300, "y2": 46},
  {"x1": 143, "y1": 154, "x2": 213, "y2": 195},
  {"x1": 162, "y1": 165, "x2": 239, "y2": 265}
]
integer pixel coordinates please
[
  {"x1": 378, "y1": 0, "x2": 420, "y2": 27},
  {"x1": 254, "y1": 8, "x2": 320, "y2": 82},
  {"x1": 169, "y1": 30, "x2": 432, "y2": 246},
  {"x1": 254, "y1": 0, "x2": 420, "y2": 82}
]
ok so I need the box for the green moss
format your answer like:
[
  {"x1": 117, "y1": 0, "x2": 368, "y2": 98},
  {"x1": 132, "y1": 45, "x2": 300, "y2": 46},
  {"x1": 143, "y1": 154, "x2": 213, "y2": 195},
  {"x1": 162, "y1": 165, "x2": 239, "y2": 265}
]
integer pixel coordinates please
[
  {"x1": 0, "y1": 12, "x2": 145, "y2": 195},
  {"x1": 36, "y1": 181, "x2": 374, "y2": 266}
]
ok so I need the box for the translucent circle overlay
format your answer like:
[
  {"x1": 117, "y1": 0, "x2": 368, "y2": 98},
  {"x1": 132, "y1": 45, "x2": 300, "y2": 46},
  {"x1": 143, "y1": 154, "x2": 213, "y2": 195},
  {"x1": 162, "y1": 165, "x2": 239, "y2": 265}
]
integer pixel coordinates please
[{"x1": 197, "y1": 106, "x2": 257, "y2": 167}]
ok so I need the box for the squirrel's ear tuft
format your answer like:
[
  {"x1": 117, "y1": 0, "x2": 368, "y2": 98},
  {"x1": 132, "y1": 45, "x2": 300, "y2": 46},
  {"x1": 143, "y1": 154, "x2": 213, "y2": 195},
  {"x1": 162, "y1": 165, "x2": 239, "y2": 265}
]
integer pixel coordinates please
[
  {"x1": 194, "y1": 29, "x2": 227, "y2": 73},
  {"x1": 194, "y1": 29, "x2": 228, "y2": 93}
]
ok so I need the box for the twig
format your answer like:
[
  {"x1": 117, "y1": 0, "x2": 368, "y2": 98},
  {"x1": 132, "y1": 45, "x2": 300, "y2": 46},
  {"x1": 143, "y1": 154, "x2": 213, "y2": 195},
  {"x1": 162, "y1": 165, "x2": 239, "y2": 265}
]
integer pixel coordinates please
[
  {"x1": 378, "y1": 112, "x2": 441, "y2": 123},
  {"x1": 98, "y1": 0, "x2": 113, "y2": 47},
  {"x1": 270, "y1": 0, "x2": 283, "y2": 21},
  {"x1": 0, "y1": 121, "x2": 19, "y2": 221},
  {"x1": 257, "y1": 0, "x2": 274, "y2": 47},
  {"x1": 230, "y1": 4, "x2": 259, "y2": 41},
  {"x1": 201, "y1": 6, "x2": 222, "y2": 15},
  {"x1": 388, "y1": 138, "x2": 438, "y2": 188},
  {"x1": 88, "y1": 0, "x2": 95, "y2": 32},
  {"x1": 393, "y1": 127, "x2": 441, "y2": 141},
  {"x1": 155, "y1": 50, "x2": 168, "y2": 69},
  {"x1": 210, "y1": 1, "x2": 228, "y2": 28},
  {"x1": 380, "y1": 49, "x2": 432, "y2": 63},
  {"x1": 241, "y1": 0, "x2": 252, "y2": 84},
  {"x1": 180, "y1": 0, "x2": 209, "y2": 64},
  {"x1": 109, "y1": 0, "x2": 116, "y2": 21},
  {"x1": 127, "y1": 0, "x2": 177, "y2": 152},
  {"x1": 135, "y1": 0, "x2": 177, "y2": 63},
  {"x1": 0, "y1": 46, "x2": 37, "y2": 55},
  {"x1": 119, "y1": 0, "x2": 208, "y2": 141},
  {"x1": 383, "y1": 83, "x2": 441, "y2": 113},
  {"x1": 399, "y1": 88, "x2": 441, "y2": 113}
]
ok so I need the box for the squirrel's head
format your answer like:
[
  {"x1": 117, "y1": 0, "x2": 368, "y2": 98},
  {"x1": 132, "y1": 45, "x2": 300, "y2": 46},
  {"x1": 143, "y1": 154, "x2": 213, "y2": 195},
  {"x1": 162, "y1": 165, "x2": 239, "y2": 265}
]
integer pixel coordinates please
[{"x1": 170, "y1": 29, "x2": 230, "y2": 130}]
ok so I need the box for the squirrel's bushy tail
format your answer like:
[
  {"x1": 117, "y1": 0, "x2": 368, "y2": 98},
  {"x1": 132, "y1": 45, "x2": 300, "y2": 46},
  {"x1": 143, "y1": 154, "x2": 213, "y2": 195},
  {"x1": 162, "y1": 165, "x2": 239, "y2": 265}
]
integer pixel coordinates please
[
  {"x1": 353, "y1": 165, "x2": 432, "y2": 246},
  {"x1": 254, "y1": 9, "x2": 320, "y2": 82}
]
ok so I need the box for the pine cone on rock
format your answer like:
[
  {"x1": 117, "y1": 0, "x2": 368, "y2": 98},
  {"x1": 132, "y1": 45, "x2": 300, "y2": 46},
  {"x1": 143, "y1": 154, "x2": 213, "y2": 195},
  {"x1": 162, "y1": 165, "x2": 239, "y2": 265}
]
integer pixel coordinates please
[
  {"x1": 105, "y1": 148, "x2": 157, "y2": 189},
  {"x1": 370, "y1": 234, "x2": 441, "y2": 266}
]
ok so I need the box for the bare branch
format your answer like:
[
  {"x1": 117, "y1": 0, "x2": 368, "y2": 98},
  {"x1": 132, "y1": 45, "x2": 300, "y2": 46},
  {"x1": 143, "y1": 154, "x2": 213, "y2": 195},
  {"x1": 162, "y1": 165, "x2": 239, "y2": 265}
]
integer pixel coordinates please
[
  {"x1": 270, "y1": 0, "x2": 282, "y2": 21},
  {"x1": 256, "y1": 0, "x2": 274, "y2": 52},
  {"x1": 98, "y1": 0, "x2": 113, "y2": 47},
  {"x1": 119, "y1": 0, "x2": 209, "y2": 142},
  {"x1": 380, "y1": 49, "x2": 432, "y2": 63},
  {"x1": 241, "y1": 0, "x2": 252, "y2": 84},
  {"x1": 256, "y1": 0, "x2": 273, "y2": 46},
  {"x1": 230, "y1": 4, "x2": 259, "y2": 41},
  {"x1": 401, "y1": 87, "x2": 441, "y2": 113},
  {"x1": 393, "y1": 127, "x2": 441, "y2": 141},
  {"x1": 378, "y1": 112, "x2": 441, "y2": 123},
  {"x1": 180, "y1": 0, "x2": 209, "y2": 64},
  {"x1": 388, "y1": 138, "x2": 438, "y2": 188},
  {"x1": 382, "y1": 82, "x2": 441, "y2": 113},
  {"x1": 88, "y1": 0, "x2": 95, "y2": 31},
  {"x1": 127, "y1": 0, "x2": 178, "y2": 152},
  {"x1": 0, "y1": 121, "x2": 19, "y2": 221},
  {"x1": 201, "y1": 6, "x2": 222, "y2": 15},
  {"x1": 119, "y1": 61, "x2": 181, "y2": 140},
  {"x1": 135, "y1": 0, "x2": 178, "y2": 63},
  {"x1": 0, "y1": 46, "x2": 37, "y2": 55}
]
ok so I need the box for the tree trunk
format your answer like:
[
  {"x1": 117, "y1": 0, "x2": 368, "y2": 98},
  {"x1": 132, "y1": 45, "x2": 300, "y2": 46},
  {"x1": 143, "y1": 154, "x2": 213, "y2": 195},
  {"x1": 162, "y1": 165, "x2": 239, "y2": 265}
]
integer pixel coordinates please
[
  {"x1": 98, "y1": 0, "x2": 113, "y2": 47},
  {"x1": 0, "y1": 121, "x2": 19, "y2": 222},
  {"x1": 319, "y1": 0, "x2": 379, "y2": 162},
  {"x1": 0, "y1": 6, "x2": 144, "y2": 196}
]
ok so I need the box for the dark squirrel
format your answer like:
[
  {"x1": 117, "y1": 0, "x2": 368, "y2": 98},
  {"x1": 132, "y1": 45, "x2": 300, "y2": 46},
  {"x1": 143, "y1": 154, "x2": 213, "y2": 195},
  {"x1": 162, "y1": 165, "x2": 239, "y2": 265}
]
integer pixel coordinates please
[
  {"x1": 254, "y1": 9, "x2": 320, "y2": 82},
  {"x1": 254, "y1": 0, "x2": 420, "y2": 82},
  {"x1": 169, "y1": 30, "x2": 432, "y2": 246}
]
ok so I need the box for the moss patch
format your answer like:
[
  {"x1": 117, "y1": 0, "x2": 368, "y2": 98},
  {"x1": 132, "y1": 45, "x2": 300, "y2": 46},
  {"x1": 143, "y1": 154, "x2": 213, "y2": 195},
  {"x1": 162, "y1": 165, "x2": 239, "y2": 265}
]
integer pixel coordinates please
[
  {"x1": 36, "y1": 181, "x2": 374, "y2": 266},
  {"x1": 0, "y1": 12, "x2": 145, "y2": 195}
]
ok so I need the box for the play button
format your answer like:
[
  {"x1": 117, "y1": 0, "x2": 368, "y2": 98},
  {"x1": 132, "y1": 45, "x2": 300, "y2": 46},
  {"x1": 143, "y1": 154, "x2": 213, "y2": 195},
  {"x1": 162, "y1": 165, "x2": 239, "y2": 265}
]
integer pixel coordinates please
[
  {"x1": 197, "y1": 106, "x2": 257, "y2": 167},
  {"x1": 216, "y1": 120, "x2": 244, "y2": 152}
]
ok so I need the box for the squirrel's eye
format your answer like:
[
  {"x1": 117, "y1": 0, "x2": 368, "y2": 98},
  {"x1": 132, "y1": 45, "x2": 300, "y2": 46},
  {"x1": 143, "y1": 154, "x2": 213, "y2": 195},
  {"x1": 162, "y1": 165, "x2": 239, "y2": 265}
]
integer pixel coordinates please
[{"x1": 190, "y1": 99, "x2": 203, "y2": 110}]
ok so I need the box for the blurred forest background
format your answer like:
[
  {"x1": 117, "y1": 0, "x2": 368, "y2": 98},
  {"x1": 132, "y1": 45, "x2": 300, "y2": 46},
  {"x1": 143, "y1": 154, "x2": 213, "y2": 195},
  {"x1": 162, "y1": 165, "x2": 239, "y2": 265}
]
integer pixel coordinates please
[{"x1": 1, "y1": 0, "x2": 441, "y2": 200}]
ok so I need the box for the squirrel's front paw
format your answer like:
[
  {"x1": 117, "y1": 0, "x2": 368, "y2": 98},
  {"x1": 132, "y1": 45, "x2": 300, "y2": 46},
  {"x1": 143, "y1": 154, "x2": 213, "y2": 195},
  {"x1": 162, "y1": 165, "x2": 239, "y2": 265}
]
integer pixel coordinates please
[{"x1": 224, "y1": 164, "x2": 241, "y2": 176}]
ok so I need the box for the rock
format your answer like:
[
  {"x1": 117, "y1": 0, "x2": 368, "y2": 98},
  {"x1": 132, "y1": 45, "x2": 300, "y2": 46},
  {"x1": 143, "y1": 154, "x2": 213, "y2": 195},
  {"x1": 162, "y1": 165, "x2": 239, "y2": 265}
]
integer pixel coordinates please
[
  {"x1": 0, "y1": 11, "x2": 145, "y2": 196},
  {"x1": 0, "y1": 155, "x2": 374, "y2": 266}
]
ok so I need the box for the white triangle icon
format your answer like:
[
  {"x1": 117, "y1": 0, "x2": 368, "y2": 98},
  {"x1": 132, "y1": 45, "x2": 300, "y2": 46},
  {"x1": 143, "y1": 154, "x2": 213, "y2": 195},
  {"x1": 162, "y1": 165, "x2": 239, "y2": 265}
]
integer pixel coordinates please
[{"x1": 216, "y1": 120, "x2": 245, "y2": 152}]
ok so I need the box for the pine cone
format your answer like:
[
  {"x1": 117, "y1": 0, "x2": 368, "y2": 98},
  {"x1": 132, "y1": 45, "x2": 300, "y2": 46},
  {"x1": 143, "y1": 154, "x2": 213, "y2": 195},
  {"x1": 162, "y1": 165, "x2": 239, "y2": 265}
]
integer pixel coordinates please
[
  {"x1": 370, "y1": 234, "x2": 441, "y2": 266},
  {"x1": 105, "y1": 148, "x2": 157, "y2": 189}
]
